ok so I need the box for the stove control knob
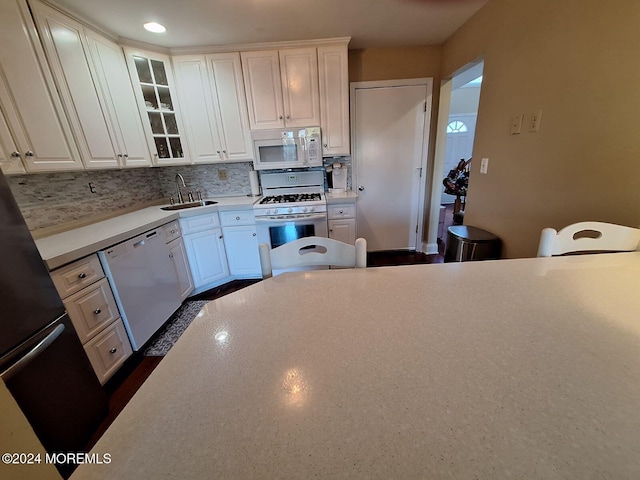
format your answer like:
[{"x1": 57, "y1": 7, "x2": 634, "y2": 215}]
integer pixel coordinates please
[
  {"x1": 309, "y1": 206, "x2": 315, "y2": 212},
  {"x1": 287, "y1": 207, "x2": 293, "y2": 213},
  {"x1": 302, "y1": 207, "x2": 308, "y2": 213},
  {"x1": 272, "y1": 208, "x2": 278, "y2": 215}
]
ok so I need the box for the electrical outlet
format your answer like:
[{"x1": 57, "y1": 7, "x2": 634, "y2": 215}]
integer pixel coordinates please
[
  {"x1": 480, "y1": 158, "x2": 489, "y2": 174},
  {"x1": 510, "y1": 114, "x2": 523, "y2": 135},
  {"x1": 218, "y1": 169, "x2": 228, "y2": 181},
  {"x1": 529, "y1": 110, "x2": 542, "y2": 132}
]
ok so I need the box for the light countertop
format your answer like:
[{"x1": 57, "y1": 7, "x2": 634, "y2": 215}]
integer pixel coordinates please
[
  {"x1": 35, "y1": 195, "x2": 258, "y2": 270},
  {"x1": 72, "y1": 252, "x2": 640, "y2": 479},
  {"x1": 326, "y1": 190, "x2": 357, "y2": 203}
]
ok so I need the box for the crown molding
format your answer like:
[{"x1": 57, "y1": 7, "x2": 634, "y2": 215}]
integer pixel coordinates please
[{"x1": 169, "y1": 37, "x2": 351, "y2": 56}]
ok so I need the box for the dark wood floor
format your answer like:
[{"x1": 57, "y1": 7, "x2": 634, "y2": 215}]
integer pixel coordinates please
[{"x1": 86, "y1": 250, "x2": 443, "y2": 451}]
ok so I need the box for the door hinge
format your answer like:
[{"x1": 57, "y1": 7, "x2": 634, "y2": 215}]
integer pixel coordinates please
[
  {"x1": 424, "y1": 102, "x2": 427, "y2": 112},
  {"x1": 416, "y1": 225, "x2": 418, "y2": 233}
]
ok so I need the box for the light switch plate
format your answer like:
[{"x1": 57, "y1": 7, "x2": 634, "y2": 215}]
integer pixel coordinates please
[
  {"x1": 480, "y1": 158, "x2": 489, "y2": 174},
  {"x1": 529, "y1": 110, "x2": 542, "y2": 132},
  {"x1": 510, "y1": 114, "x2": 523, "y2": 135}
]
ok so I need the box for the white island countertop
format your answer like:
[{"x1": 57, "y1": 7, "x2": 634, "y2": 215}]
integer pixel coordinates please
[
  {"x1": 72, "y1": 253, "x2": 640, "y2": 479},
  {"x1": 35, "y1": 195, "x2": 258, "y2": 270}
]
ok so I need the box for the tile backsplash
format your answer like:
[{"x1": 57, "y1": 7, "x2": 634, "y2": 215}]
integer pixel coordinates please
[{"x1": 7, "y1": 162, "x2": 254, "y2": 231}]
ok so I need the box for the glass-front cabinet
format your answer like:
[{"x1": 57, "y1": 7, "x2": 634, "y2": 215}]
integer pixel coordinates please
[{"x1": 125, "y1": 49, "x2": 189, "y2": 165}]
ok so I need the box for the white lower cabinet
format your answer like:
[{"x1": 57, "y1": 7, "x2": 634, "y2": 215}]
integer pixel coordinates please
[
  {"x1": 328, "y1": 203, "x2": 357, "y2": 245},
  {"x1": 180, "y1": 213, "x2": 230, "y2": 291},
  {"x1": 163, "y1": 220, "x2": 194, "y2": 301},
  {"x1": 220, "y1": 210, "x2": 261, "y2": 278},
  {"x1": 50, "y1": 253, "x2": 132, "y2": 384}
]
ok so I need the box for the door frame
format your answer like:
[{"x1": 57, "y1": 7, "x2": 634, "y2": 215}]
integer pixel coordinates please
[{"x1": 349, "y1": 78, "x2": 433, "y2": 252}]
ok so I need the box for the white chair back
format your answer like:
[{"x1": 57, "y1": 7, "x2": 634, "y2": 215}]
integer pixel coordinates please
[
  {"x1": 537, "y1": 221, "x2": 640, "y2": 257},
  {"x1": 259, "y1": 237, "x2": 367, "y2": 278}
]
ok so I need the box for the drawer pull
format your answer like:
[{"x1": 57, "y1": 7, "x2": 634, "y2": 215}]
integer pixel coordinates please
[
  {"x1": 109, "y1": 347, "x2": 117, "y2": 354},
  {"x1": 236, "y1": 216, "x2": 240, "y2": 220},
  {"x1": 93, "y1": 308, "x2": 101, "y2": 315},
  {"x1": 78, "y1": 272, "x2": 87, "y2": 279},
  {"x1": 339, "y1": 210, "x2": 344, "y2": 214}
]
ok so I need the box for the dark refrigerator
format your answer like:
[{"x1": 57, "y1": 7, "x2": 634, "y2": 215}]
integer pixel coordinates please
[{"x1": 0, "y1": 170, "x2": 108, "y2": 478}]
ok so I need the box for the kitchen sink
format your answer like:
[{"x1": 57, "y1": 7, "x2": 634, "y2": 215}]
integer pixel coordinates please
[{"x1": 161, "y1": 200, "x2": 218, "y2": 211}]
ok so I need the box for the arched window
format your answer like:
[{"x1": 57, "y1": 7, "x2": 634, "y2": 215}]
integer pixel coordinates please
[{"x1": 446, "y1": 120, "x2": 468, "y2": 133}]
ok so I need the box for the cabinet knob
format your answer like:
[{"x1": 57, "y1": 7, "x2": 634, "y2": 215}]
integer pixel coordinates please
[
  {"x1": 117, "y1": 153, "x2": 123, "y2": 158},
  {"x1": 217, "y1": 150, "x2": 221, "y2": 154},
  {"x1": 286, "y1": 115, "x2": 290, "y2": 120},
  {"x1": 219, "y1": 235, "x2": 223, "y2": 239},
  {"x1": 358, "y1": 185, "x2": 365, "y2": 191},
  {"x1": 252, "y1": 233, "x2": 256, "y2": 236},
  {"x1": 278, "y1": 115, "x2": 283, "y2": 120},
  {"x1": 93, "y1": 308, "x2": 101, "y2": 315},
  {"x1": 25, "y1": 151, "x2": 34, "y2": 157},
  {"x1": 169, "y1": 253, "x2": 174, "y2": 259},
  {"x1": 109, "y1": 347, "x2": 117, "y2": 354},
  {"x1": 323, "y1": 144, "x2": 328, "y2": 148},
  {"x1": 78, "y1": 272, "x2": 87, "y2": 279},
  {"x1": 11, "y1": 151, "x2": 20, "y2": 158},
  {"x1": 123, "y1": 154, "x2": 128, "y2": 158},
  {"x1": 236, "y1": 216, "x2": 240, "y2": 220},
  {"x1": 339, "y1": 210, "x2": 344, "y2": 214}
]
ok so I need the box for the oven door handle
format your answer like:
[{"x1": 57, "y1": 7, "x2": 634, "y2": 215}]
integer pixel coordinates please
[{"x1": 254, "y1": 213, "x2": 327, "y2": 222}]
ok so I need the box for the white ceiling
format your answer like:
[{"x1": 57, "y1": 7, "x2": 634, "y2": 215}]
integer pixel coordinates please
[{"x1": 52, "y1": 0, "x2": 488, "y2": 50}]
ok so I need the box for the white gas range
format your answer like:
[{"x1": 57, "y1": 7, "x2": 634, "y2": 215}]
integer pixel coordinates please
[{"x1": 253, "y1": 171, "x2": 328, "y2": 249}]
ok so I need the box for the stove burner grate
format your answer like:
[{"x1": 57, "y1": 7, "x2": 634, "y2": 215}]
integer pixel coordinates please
[{"x1": 260, "y1": 193, "x2": 322, "y2": 204}]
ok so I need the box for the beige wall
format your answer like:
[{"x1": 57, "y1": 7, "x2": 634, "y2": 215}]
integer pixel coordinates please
[
  {"x1": 348, "y1": 46, "x2": 442, "y2": 83},
  {"x1": 441, "y1": 0, "x2": 640, "y2": 257}
]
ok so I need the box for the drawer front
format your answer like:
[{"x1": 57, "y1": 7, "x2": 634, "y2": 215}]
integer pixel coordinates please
[
  {"x1": 220, "y1": 210, "x2": 255, "y2": 226},
  {"x1": 163, "y1": 220, "x2": 182, "y2": 242},
  {"x1": 63, "y1": 278, "x2": 120, "y2": 343},
  {"x1": 51, "y1": 254, "x2": 104, "y2": 298},
  {"x1": 83, "y1": 319, "x2": 133, "y2": 385},
  {"x1": 179, "y1": 213, "x2": 220, "y2": 235},
  {"x1": 328, "y1": 204, "x2": 355, "y2": 219}
]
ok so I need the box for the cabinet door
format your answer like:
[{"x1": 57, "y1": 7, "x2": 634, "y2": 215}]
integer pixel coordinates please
[
  {"x1": 173, "y1": 55, "x2": 224, "y2": 163},
  {"x1": 279, "y1": 48, "x2": 321, "y2": 128},
  {"x1": 222, "y1": 225, "x2": 261, "y2": 277},
  {"x1": 329, "y1": 219, "x2": 356, "y2": 245},
  {"x1": 125, "y1": 49, "x2": 190, "y2": 166},
  {"x1": 241, "y1": 50, "x2": 285, "y2": 130},
  {"x1": 84, "y1": 31, "x2": 152, "y2": 168},
  {"x1": 183, "y1": 228, "x2": 230, "y2": 288},
  {"x1": 0, "y1": 0, "x2": 82, "y2": 172},
  {"x1": 0, "y1": 108, "x2": 25, "y2": 174},
  {"x1": 168, "y1": 237, "x2": 194, "y2": 301},
  {"x1": 30, "y1": 1, "x2": 118, "y2": 169},
  {"x1": 318, "y1": 45, "x2": 350, "y2": 156},
  {"x1": 208, "y1": 52, "x2": 253, "y2": 161}
]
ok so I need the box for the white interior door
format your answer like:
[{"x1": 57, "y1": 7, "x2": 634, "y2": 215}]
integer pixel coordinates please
[{"x1": 352, "y1": 80, "x2": 431, "y2": 251}]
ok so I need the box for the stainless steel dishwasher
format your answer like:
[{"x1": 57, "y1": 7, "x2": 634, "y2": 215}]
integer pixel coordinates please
[{"x1": 99, "y1": 226, "x2": 181, "y2": 350}]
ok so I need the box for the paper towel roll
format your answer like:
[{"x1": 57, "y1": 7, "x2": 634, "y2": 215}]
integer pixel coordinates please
[{"x1": 249, "y1": 170, "x2": 260, "y2": 196}]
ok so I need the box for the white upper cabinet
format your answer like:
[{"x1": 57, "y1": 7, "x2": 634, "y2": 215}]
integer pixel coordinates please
[
  {"x1": 84, "y1": 31, "x2": 152, "y2": 168},
  {"x1": 31, "y1": 0, "x2": 150, "y2": 170},
  {"x1": 318, "y1": 45, "x2": 350, "y2": 156},
  {"x1": 173, "y1": 52, "x2": 252, "y2": 163},
  {"x1": 241, "y1": 48, "x2": 320, "y2": 130},
  {"x1": 0, "y1": 0, "x2": 82, "y2": 173},
  {"x1": 125, "y1": 49, "x2": 190, "y2": 166},
  {"x1": 0, "y1": 92, "x2": 25, "y2": 174}
]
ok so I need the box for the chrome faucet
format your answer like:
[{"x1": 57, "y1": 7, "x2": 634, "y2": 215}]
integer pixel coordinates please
[{"x1": 175, "y1": 173, "x2": 186, "y2": 204}]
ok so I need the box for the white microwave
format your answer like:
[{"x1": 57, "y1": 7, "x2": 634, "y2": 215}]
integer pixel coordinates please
[{"x1": 251, "y1": 127, "x2": 322, "y2": 170}]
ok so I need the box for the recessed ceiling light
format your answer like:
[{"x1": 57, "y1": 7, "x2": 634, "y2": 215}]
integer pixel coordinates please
[{"x1": 143, "y1": 22, "x2": 166, "y2": 33}]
